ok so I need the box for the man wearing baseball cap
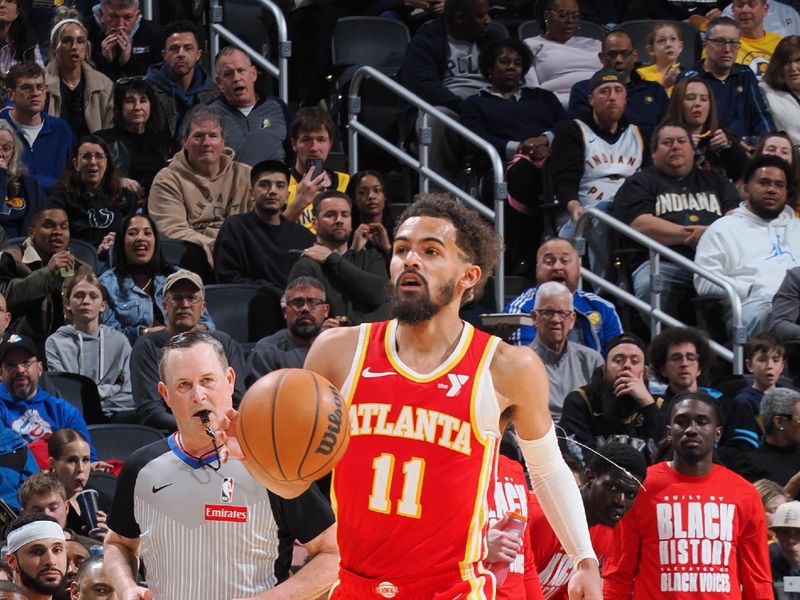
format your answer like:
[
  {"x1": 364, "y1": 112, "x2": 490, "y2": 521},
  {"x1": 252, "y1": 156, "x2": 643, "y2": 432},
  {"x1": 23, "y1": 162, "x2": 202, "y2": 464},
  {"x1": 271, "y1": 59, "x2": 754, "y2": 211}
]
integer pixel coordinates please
[
  {"x1": 129, "y1": 269, "x2": 245, "y2": 431},
  {"x1": 0, "y1": 335, "x2": 94, "y2": 462},
  {"x1": 770, "y1": 500, "x2": 800, "y2": 595},
  {"x1": 549, "y1": 66, "x2": 646, "y2": 277},
  {"x1": 5, "y1": 513, "x2": 67, "y2": 599}
]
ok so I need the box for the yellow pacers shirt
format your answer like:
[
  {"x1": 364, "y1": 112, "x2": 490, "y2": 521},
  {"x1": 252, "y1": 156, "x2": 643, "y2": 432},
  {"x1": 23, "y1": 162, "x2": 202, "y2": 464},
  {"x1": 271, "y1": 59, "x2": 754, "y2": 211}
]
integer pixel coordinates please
[
  {"x1": 286, "y1": 169, "x2": 351, "y2": 234},
  {"x1": 737, "y1": 31, "x2": 782, "y2": 78}
]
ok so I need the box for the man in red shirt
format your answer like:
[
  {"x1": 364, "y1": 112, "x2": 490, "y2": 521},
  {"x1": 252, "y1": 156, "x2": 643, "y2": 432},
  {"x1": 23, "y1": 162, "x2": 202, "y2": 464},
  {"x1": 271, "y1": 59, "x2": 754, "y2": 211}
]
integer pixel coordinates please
[{"x1": 603, "y1": 392, "x2": 773, "y2": 599}]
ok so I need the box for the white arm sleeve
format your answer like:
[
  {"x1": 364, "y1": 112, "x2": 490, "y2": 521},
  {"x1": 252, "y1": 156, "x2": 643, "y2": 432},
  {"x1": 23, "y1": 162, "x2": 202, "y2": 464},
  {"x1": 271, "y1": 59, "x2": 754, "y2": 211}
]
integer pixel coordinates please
[{"x1": 518, "y1": 424, "x2": 597, "y2": 567}]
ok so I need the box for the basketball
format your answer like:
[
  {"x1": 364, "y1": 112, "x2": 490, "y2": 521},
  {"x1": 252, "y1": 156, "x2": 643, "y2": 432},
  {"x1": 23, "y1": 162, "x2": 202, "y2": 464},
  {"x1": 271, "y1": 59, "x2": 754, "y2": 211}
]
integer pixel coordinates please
[{"x1": 236, "y1": 368, "x2": 350, "y2": 486}]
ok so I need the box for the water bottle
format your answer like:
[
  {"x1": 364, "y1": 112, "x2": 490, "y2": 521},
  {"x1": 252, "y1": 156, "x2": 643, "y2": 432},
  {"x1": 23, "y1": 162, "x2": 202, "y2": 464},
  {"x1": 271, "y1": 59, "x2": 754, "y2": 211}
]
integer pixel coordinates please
[{"x1": 487, "y1": 510, "x2": 527, "y2": 586}]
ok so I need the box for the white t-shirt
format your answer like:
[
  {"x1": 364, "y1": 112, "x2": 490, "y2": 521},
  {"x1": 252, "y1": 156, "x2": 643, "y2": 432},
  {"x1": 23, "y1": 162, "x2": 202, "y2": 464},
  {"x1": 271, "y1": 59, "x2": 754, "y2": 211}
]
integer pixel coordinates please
[{"x1": 444, "y1": 36, "x2": 485, "y2": 100}]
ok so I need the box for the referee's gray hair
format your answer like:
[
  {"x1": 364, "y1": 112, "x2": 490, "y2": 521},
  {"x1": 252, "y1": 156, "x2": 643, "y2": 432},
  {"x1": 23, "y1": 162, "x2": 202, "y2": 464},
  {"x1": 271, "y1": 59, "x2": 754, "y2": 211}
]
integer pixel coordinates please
[
  {"x1": 534, "y1": 281, "x2": 573, "y2": 310},
  {"x1": 760, "y1": 387, "x2": 800, "y2": 432},
  {"x1": 158, "y1": 331, "x2": 229, "y2": 382}
]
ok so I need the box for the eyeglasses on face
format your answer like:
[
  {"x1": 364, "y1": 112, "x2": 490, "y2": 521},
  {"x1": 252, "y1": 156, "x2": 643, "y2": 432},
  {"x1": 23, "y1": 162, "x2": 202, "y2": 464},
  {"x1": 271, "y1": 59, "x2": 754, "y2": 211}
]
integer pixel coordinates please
[
  {"x1": 285, "y1": 297, "x2": 326, "y2": 310},
  {"x1": 534, "y1": 308, "x2": 573, "y2": 320}
]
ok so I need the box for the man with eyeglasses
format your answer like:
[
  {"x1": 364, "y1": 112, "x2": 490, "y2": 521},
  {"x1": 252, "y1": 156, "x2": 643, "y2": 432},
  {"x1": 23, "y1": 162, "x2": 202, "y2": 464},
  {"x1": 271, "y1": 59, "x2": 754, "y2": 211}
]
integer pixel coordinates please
[
  {"x1": 529, "y1": 281, "x2": 603, "y2": 423},
  {"x1": 0, "y1": 62, "x2": 73, "y2": 192},
  {"x1": 569, "y1": 31, "x2": 667, "y2": 140},
  {"x1": 648, "y1": 326, "x2": 760, "y2": 451},
  {"x1": 245, "y1": 276, "x2": 338, "y2": 389},
  {"x1": 677, "y1": 16, "x2": 774, "y2": 139},
  {"x1": 105, "y1": 330, "x2": 338, "y2": 600},
  {"x1": 129, "y1": 269, "x2": 246, "y2": 432},
  {"x1": 0, "y1": 335, "x2": 95, "y2": 458}
]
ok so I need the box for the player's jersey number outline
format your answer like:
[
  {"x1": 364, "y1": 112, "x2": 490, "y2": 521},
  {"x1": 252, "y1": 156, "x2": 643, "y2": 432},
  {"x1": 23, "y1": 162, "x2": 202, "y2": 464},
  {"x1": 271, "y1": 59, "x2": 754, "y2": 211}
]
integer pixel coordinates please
[{"x1": 369, "y1": 453, "x2": 426, "y2": 518}]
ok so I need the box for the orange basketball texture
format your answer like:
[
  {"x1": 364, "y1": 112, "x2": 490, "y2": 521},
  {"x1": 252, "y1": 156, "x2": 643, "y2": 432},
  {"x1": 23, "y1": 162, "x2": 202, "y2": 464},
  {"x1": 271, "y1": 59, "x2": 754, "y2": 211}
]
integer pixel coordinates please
[{"x1": 237, "y1": 368, "x2": 350, "y2": 485}]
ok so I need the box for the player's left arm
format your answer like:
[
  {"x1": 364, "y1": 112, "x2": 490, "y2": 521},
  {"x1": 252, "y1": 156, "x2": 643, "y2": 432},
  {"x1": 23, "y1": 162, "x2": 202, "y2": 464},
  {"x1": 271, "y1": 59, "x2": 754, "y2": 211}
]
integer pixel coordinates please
[{"x1": 492, "y1": 343, "x2": 601, "y2": 600}]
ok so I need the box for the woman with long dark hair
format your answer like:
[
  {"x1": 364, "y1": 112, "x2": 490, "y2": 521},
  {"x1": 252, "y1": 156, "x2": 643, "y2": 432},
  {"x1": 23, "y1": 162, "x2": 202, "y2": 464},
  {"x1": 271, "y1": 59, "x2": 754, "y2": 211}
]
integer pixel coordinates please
[
  {"x1": 51, "y1": 135, "x2": 139, "y2": 257},
  {"x1": 99, "y1": 213, "x2": 214, "y2": 343},
  {"x1": 346, "y1": 170, "x2": 394, "y2": 258},
  {"x1": 0, "y1": 0, "x2": 41, "y2": 74}
]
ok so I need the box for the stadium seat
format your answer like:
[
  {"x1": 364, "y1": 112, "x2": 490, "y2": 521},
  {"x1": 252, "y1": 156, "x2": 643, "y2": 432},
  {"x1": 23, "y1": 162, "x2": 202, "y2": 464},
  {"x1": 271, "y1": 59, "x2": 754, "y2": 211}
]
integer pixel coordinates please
[
  {"x1": 518, "y1": 20, "x2": 606, "y2": 40},
  {"x1": 221, "y1": 0, "x2": 276, "y2": 58},
  {"x1": 616, "y1": 20, "x2": 701, "y2": 68},
  {"x1": 86, "y1": 471, "x2": 117, "y2": 512},
  {"x1": 68, "y1": 238, "x2": 102, "y2": 274},
  {"x1": 46, "y1": 372, "x2": 106, "y2": 425},
  {"x1": 203, "y1": 283, "x2": 284, "y2": 344},
  {"x1": 159, "y1": 238, "x2": 212, "y2": 284},
  {"x1": 88, "y1": 424, "x2": 165, "y2": 461},
  {"x1": 332, "y1": 16, "x2": 410, "y2": 87}
]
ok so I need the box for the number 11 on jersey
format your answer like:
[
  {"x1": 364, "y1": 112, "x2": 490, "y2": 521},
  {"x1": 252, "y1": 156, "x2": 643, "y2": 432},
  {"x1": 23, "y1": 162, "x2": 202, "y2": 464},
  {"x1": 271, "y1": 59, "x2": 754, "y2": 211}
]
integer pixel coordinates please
[{"x1": 369, "y1": 453, "x2": 426, "y2": 518}]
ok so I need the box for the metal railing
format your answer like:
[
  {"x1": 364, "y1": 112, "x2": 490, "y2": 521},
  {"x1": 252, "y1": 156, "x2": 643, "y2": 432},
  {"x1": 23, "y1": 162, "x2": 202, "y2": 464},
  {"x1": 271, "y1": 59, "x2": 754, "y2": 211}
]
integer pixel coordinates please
[
  {"x1": 208, "y1": 0, "x2": 291, "y2": 104},
  {"x1": 347, "y1": 66, "x2": 507, "y2": 307},
  {"x1": 574, "y1": 207, "x2": 745, "y2": 373},
  {"x1": 142, "y1": 0, "x2": 153, "y2": 20}
]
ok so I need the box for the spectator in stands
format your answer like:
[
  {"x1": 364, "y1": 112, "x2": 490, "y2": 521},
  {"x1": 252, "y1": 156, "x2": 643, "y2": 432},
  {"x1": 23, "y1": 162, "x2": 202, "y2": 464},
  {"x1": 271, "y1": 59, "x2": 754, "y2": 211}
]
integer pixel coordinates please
[
  {"x1": 18, "y1": 472, "x2": 69, "y2": 527},
  {"x1": 209, "y1": 47, "x2": 291, "y2": 166},
  {"x1": 100, "y1": 214, "x2": 214, "y2": 344},
  {"x1": 529, "y1": 281, "x2": 603, "y2": 423},
  {"x1": 649, "y1": 326, "x2": 760, "y2": 450},
  {"x1": 552, "y1": 67, "x2": 645, "y2": 276},
  {"x1": 613, "y1": 122, "x2": 740, "y2": 318},
  {"x1": 731, "y1": 0, "x2": 782, "y2": 78},
  {"x1": 529, "y1": 443, "x2": 647, "y2": 599},
  {"x1": 459, "y1": 38, "x2": 565, "y2": 268},
  {"x1": 635, "y1": 22, "x2": 684, "y2": 93},
  {"x1": 213, "y1": 160, "x2": 314, "y2": 296},
  {"x1": 45, "y1": 430, "x2": 106, "y2": 538},
  {"x1": 523, "y1": 0, "x2": 601, "y2": 108},
  {"x1": 737, "y1": 388, "x2": 800, "y2": 492},
  {"x1": 0, "y1": 0, "x2": 41, "y2": 74},
  {"x1": 51, "y1": 135, "x2": 139, "y2": 260},
  {"x1": 0, "y1": 120, "x2": 45, "y2": 238},
  {"x1": 148, "y1": 105, "x2": 252, "y2": 267},
  {"x1": 559, "y1": 332, "x2": 664, "y2": 463},
  {"x1": 769, "y1": 501, "x2": 800, "y2": 595},
  {"x1": 0, "y1": 335, "x2": 95, "y2": 457},
  {"x1": 130, "y1": 269, "x2": 244, "y2": 431},
  {"x1": 70, "y1": 556, "x2": 115, "y2": 600},
  {"x1": 96, "y1": 77, "x2": 175, "y2": 201},
  {"x1": 724, "y1": 0, "x2": 800, "y2": 36},
  {"x1": 0, "y1": 206, "x2": 76, "y2": 346},
  {"x1": 677, "y1": 17, "x2": 775, "y2": 140},
  {"x1": 44, "y1": 13, "x2": 113, "y2": 141},
  {"x1": 0, "y1": 292, "x2": 10, "y2": 339},
  {"x1": 63, "y1": 539, "x2": 90, "y2": 595},
  {"x1": 288, "y1": 191, "x2": 389, "y2": 325},
  {"x1": 663, "y1": 76, "x2": 748, "y2": 179},
  {"x1": 45, "y1": 270, "x2": 134, "y2": 421},
  {"x1": 245, "y1": 276, "x2": 337, "y2": 387},
  {"x1": 771, "y1": 263, "x2": 800, "y2": 343},
  {"x1": 569, "y1": 31, "x2": 668, "y2": 139},
  {"x1": 86, "y1": 0, "x2": 162, "y2": 81},
  {"x1": 4, "y1": 513, "x2": 67, "y2": 600},
  {"x1": 283, "y1": 105, "x2": 349, "y2": 233},
  {"x1": 146, "y1": 21, "x2": 215, "y2": 142},
  {"x1": 603, "y1": 392, "x2": 773, "y2": 599},
  {"x1": 0, "y1": 422, "x2": 37, "y2": 512},
  {"x1": 0, "y1": 61, "x2": 74, "y2": 192},
  {"x1": 753, "y1": 132, "x2": 800, "y2": 212},
  {"x1": 346, "y1": 170, "x2": 396, "y2": 259},
  {"x1": 760, "y1": 36, "x2": 800, "y2": 146},
  {"x1": 694, "y1": 154, "x2": 800, "y2": 335},
  {"x1": 504, "y1": 237, "x2": 622, "y2": 353},
  {"x1": 735, "y1": 332, "x2": 786, "y2": 418},
  {"x1": 756, "y1": 479, "x2": 789, "y2": 541},
  {"x1": 0, "y1": 580, "x2": 26, "y2": 598}
]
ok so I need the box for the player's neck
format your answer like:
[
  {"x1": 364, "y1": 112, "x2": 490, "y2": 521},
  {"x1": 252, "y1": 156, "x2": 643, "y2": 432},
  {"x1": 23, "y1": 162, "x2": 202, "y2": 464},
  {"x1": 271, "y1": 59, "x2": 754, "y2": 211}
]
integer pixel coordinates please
[
  {"x1": 395, "y1": 310, "x2": 464, "y2": 371},
  {"x1": 668, "y1": 457, "x2": 713, "y2": 477}
]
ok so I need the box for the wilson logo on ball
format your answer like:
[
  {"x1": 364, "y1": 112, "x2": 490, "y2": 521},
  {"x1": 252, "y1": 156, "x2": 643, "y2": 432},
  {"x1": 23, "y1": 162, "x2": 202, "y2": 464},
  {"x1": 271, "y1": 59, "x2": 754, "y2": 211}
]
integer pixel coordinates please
[{"x1": 316, "y1": 386, "x2": 344, "y2": 456}]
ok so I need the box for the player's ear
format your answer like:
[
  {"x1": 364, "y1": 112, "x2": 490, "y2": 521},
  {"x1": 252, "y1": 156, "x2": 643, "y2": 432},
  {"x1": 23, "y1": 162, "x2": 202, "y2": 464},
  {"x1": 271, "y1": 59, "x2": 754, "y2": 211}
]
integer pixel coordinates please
[{"x1": 460, "y1": 264, "x2": 481, "y2": 291}]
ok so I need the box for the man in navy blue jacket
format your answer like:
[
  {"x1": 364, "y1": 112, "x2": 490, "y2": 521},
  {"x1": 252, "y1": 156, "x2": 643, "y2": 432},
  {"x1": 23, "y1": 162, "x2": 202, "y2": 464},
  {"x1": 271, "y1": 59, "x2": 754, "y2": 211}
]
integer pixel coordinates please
[{"x1": 676, "y1": 16, "x2": 774, "y2": 139}]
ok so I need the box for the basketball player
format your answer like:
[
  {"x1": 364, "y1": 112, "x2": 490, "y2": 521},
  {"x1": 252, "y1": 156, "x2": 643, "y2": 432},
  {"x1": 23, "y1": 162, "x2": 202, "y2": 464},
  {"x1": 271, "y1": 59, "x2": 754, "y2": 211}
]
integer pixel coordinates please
[{"x1": 225, "y1": 193, "x2": 601, "y2": 598}]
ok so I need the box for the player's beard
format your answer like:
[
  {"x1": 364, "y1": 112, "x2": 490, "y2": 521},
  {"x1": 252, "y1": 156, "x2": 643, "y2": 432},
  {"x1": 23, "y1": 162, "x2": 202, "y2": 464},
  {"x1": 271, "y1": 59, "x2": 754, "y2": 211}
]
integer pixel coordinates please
[
  {"x1": 387, "y1": 271, "x2": 457, "y2": 324},
  {"x1": 17, "y1": 560, "x2": 65, "y2": 595}
]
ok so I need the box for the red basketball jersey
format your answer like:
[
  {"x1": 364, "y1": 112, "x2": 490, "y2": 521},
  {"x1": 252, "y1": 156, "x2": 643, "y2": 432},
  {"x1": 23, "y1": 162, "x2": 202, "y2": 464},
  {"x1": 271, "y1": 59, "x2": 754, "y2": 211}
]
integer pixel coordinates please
[{"x1": 333, "y1": 319, "x2": 502, "y2": 587}]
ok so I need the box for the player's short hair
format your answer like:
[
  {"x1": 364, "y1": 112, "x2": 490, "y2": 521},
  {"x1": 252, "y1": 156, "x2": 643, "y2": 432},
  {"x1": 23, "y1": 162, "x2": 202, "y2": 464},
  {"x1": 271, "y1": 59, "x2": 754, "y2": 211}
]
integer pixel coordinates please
[
  {"x1": 761, "y1": 387, "x2": 800, "y2": 433},
  {"x1": 745, "y1": 332, "x2": 785, "y2": 361},
  {"x1": 158, "y1": 330, "x2": 229, "y2": 383},
  {"x1": 74, "y1": 555, "x2": 105, "y2": 583},
  {"x1": 251, "y1": 160, "x2": 290, "y2": 186},
  {"x1": 312, "y1": 190, "x2": 351, "y2": 216},
  {"x1": 586, "y1": 442, "x2": 647, "y2": 484},
  {"x1": 667, "y1": 391, "x2": 722, "y2": 426},
  {"x1": 648, "y1": 326, "x2": 712, "y2": 385},
  {"x1": 396, "y1": 193, "x2": 503, "y2": 302},
  {"x1": 283, "y1": 277, "x2": 326, "y2": 305},
  {"x1": 743, "y1": 153, "x2": 794, "y2": 189},
  {"x1": 18, "y1": 472, "x2": 67, "y2": 509},
  {"x1": 29, "y1": 204, "x2": 68, "y2": 229}
]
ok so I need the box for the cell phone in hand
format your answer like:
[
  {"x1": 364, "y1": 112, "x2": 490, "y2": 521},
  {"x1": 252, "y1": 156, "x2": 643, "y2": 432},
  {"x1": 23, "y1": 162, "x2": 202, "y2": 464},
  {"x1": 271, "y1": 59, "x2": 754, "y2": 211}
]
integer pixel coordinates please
[{"x1": 306, "y1": 158, "x2": 325, "y2": 181}]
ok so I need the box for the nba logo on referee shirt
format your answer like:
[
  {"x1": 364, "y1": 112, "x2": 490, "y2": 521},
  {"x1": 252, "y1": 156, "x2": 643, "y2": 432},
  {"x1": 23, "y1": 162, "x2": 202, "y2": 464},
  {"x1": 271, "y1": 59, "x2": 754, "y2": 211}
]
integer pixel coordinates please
[{"x1": 221, "y1": 477, "x2": 235, "y2": 503}]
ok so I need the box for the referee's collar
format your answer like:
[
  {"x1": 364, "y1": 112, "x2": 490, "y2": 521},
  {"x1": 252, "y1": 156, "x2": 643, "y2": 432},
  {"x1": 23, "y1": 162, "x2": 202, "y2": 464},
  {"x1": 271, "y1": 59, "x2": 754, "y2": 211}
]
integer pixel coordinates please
[{"x1": 168, "y1": 433, "x2": 221, "y2": 470}]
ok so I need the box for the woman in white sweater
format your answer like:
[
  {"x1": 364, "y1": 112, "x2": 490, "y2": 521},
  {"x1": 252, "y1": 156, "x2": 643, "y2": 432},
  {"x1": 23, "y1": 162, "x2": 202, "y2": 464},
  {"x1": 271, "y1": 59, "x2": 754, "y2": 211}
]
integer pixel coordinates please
[{"x1": 760, "y1": 35, "x2": 800, "y2": 145}]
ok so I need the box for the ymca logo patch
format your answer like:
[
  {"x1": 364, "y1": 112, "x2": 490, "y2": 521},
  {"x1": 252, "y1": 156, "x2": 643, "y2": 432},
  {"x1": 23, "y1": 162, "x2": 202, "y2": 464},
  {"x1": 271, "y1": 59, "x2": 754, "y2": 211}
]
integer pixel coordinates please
[{"x1": 204, "y1": 504, "x2": 248, "y2": 523}]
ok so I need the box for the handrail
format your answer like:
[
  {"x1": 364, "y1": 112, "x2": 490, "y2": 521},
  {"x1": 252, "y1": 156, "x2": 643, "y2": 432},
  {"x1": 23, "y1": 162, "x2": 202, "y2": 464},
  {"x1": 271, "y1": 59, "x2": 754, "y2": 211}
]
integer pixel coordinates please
[
  {"x1": 347, "y1": 66, "x2": 507, "y2": 308},
  {"x1": 208, "y1": 0, "x2": 291, "y2": 104},
  {"x1": 574, "y1": 207, "x2": 745, "y2": 373},
  {"x1": 142, "y1": 0, "x2": 153, "y2": 20}
]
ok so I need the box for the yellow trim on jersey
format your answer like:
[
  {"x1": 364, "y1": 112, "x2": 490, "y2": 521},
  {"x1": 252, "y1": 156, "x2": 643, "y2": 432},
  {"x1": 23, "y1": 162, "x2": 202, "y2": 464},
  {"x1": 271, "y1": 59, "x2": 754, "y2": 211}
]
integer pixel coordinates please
[
  {"x1": 384, "y1": 319, "x2": 475, "y2": 383},
  {"x1": 340, "y1": 323, "x2": 372, "y2": 407}
]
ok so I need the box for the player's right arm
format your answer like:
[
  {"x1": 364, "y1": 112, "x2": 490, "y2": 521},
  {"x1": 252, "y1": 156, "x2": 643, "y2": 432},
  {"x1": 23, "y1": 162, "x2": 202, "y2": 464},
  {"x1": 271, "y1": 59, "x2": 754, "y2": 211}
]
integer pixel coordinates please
[
  {"x1": 103, "y1": 529, "x2": 151, "y2": 599},
  {"x1": 303, "y1": 326, "x2": 362, "y2": 390}
]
